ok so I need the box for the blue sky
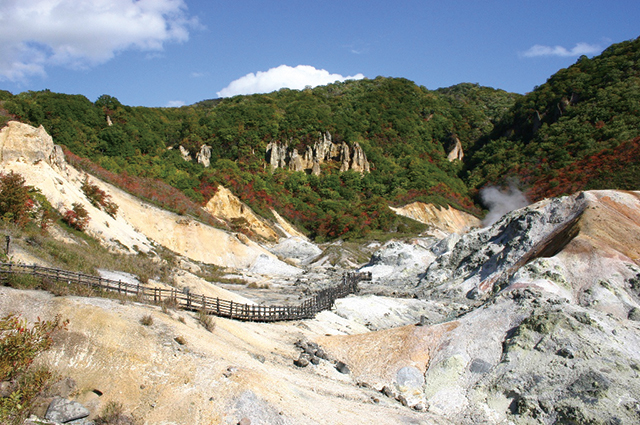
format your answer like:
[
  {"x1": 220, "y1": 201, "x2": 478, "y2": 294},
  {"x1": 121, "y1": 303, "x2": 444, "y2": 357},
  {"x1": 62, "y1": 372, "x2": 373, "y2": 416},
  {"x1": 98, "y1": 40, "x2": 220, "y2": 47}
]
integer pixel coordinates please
[{"x1": 1, "y1": 0, "x2": 639, "y2": 107}]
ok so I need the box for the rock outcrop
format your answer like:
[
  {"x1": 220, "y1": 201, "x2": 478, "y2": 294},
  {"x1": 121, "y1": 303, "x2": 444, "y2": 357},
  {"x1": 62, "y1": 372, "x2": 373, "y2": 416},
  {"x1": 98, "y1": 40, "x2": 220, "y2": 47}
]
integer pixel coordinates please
[
  {"x1": 178, "y1": 145, "x2": 192, "y2": 162},
  {"x1": 445, "y1": 135, "x2": 464, "y2": 162},
  {"x1": 196, "y1": 144, "x2": 212, "y2": 167},
  {"x1": 419, "y1": 190, "x2": 640, "y2": 309},
  {"x1": 318, "y1": 190, "x2": 640, "y2": 423},
  {"x1": 0, "y1": 121, "x2": 61, "y2": 166},
  {"x1": 203, "y1": 185, "x2": 281, "y2": 242},
  {"x1": 265, "y1": 131, "x2": 370, "y2": 175},
  {"x1": 390, "y1": 202, "x2": 480, "y2": 237}
]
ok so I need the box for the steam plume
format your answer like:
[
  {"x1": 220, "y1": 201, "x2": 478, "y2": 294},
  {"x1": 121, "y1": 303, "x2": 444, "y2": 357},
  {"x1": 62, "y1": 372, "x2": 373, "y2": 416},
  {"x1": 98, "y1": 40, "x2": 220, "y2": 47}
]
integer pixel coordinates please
[{"x1": 480, "y1": 183, "x2": 529, "y2": 226}]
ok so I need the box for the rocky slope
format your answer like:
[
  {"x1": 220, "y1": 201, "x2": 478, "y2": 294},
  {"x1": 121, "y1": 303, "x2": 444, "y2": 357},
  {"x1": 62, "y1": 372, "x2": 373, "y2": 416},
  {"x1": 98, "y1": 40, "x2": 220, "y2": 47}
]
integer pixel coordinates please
[
  {"x1": 321, "y1": 190, "x2": 640, "y2": 424},
  {"x1": 0, "y1": 121, "x2": 295, "y2": 270},
  {"x1": 3, "y1": 121, "x2": 640, "y2": 424},
  {"x1": 390, "y1": 202, "x2": 480, "y2": 237}
]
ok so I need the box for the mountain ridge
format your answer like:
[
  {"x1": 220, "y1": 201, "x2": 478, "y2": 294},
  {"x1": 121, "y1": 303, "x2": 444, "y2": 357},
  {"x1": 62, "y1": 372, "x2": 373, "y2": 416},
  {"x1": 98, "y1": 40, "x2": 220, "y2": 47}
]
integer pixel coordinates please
[{"x1": 1, "y1": 36, "x2": 639, "y2": 242}]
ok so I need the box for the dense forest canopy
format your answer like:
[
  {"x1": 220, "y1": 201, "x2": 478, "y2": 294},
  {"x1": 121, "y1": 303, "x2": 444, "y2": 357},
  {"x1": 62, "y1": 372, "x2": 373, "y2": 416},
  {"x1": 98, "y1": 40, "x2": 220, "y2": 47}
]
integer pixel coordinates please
[
  {"x1": 1, "y1": 36, "x2": 639, "y2": 241},
  {"x1": 465, "y1": 37, "x2": 640, "y2": 198}
]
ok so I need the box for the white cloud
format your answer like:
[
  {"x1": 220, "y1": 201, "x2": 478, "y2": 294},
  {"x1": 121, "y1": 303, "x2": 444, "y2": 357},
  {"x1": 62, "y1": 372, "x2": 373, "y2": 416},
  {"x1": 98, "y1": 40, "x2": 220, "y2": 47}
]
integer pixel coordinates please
[
  {"x1": 217, "y1": 65, "x2": 366, "y2": 98},
  {"x1": 0, "y1": 0, "x2": 198, "y2": 81},
  {"x1": 521, "y1": 42, "x2": 602, "y2": 58},
  {"x1": 166, "y1": 100, "x2": 185, "y2": 107}
]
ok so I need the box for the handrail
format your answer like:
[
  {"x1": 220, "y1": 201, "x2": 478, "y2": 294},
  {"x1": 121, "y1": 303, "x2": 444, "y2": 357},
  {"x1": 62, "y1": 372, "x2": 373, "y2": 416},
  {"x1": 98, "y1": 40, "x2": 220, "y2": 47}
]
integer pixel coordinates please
[{"x1": 0, "y1": 262, "x2": 371, "y2": 322}]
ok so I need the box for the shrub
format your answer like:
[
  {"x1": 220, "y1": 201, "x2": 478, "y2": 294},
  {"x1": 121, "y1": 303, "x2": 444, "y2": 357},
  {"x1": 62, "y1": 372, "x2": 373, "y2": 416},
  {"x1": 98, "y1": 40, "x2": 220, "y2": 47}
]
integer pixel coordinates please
[
  {"x1": 139, "y1": 315, "x2": 153, "y2": 326},
  {"x1": 197, "y1": 310, "x2": 215, "y2": 332},
  {"x1": 4, "y1": 274, "x2": 40, "y2": 290},
  {"x1": 0, "y1": 314, "x2": 67, "y2": 425},
  {"x1": 95, "y1": 401, "x2": 137, "y2": 425},
  {"x1": 62, "y1": 203, "x2": 90, "y2": 231},
  {"x1": 81, "y1": 175, "x2": 118, "y2": 218}
]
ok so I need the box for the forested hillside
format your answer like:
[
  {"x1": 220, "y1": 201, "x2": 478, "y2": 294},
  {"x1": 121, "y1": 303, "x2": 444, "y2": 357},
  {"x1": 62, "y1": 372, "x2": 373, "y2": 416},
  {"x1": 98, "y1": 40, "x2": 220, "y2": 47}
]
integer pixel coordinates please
[
  {"x1": 466, "y1": 36, "x2": 640, "y2": 200},
  {"x1": 1, "y1": 36, "x2": 639, "y2": 240}
]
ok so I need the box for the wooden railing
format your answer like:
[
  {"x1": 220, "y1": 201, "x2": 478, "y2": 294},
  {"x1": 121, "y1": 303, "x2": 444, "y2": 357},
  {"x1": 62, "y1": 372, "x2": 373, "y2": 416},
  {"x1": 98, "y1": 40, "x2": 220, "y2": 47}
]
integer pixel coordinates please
[{"x1": 0, "y1": 263, "x2": 371, "y2": 322}]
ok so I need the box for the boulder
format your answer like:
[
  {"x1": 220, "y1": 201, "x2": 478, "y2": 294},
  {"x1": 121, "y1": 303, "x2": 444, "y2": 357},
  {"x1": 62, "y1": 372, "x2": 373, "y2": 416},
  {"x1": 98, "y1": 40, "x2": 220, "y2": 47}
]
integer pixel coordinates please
[{"x1": 45, "y1": 397, "x2": 90, "y2": 423}]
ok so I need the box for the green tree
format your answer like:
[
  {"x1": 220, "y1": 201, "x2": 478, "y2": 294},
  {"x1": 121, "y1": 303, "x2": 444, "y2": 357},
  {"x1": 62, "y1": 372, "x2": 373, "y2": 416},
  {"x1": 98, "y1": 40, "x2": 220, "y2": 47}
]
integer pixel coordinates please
[{"x1": 0, "y1": 172, "x2": 31, "y2": 226}]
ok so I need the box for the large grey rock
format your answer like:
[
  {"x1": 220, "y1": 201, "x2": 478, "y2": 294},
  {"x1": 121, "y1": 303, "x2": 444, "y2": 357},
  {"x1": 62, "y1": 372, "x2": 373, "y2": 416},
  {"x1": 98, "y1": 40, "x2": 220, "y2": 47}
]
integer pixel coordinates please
[
  {"x1": 45, "y1": 397, "x2": 90, "y2": 423},
  {"x1": 396, "y1": 366, "x2": 424, "y2": 389}
]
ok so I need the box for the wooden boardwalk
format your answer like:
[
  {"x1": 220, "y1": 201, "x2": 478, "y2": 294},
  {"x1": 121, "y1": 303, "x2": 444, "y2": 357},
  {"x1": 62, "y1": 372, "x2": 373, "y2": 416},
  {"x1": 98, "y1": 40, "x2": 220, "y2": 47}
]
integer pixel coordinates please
[{"x1": 0, "y1": 262, "x2": 371, "y2": 322}]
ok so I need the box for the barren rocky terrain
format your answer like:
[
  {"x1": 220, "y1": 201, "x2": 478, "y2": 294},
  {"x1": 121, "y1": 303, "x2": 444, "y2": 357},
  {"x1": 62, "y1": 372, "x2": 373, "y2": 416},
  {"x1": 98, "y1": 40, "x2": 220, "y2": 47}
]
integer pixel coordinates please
[{"x1": 2, "y1": 122, "x2": 640, "y2": 424}]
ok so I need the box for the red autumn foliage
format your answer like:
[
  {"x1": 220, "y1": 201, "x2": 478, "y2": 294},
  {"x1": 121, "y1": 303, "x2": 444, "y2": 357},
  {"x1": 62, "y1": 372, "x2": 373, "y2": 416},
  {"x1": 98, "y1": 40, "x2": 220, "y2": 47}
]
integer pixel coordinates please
[
  {"x1": 64, "y1": 149, "x2": 226, "y2": 229},
  {"x1": 526, "y1": 137, "x2": 640, "y2": 201},
  {"x1": 62, "y1": 203, "x2": 90, "y2": 231}
]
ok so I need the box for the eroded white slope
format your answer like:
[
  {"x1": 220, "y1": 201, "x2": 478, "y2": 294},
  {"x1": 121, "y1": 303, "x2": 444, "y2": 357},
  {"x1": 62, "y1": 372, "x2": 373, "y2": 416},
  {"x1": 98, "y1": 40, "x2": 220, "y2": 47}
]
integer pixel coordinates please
[{"x1": 0, "y1": 121, "x2": 300, "y2": 272}]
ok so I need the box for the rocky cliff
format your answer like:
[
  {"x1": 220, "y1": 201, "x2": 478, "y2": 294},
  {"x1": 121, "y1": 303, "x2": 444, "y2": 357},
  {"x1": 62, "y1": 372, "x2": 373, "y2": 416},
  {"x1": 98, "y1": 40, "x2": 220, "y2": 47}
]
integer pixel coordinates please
[
  {"x1": 203, "y1": 185, "x2": 282, "y2": 242},
  {"x1": 266, "y1": 131, "x2": 370, "y2": 175}
]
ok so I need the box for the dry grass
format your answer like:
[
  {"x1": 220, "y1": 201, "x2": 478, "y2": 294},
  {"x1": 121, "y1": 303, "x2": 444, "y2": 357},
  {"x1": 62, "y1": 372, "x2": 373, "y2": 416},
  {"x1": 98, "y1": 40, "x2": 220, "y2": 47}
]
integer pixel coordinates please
[
  {"x1": 95, "y1": 401, "x2": 138, "y2": 425},
  {"x1": 140, "y1": 314, "x2": 153, "y2": 326},
  {"x1": 197, "y1": 309, "x2": 216, "y2": 332}
]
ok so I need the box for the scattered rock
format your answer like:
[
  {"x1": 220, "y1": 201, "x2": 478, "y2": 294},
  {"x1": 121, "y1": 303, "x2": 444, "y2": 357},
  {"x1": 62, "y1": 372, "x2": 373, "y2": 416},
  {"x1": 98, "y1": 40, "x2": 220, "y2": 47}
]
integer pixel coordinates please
[
  {"x1": 335, "y1": 361, "x2": 350, "y2": 374},
  {"x1": 628, "y1": 307, "x2": 640, "y2": 321},
  {"x1": 224, "y1": 366, "x2": 238, "y2": 378},
  {"x1": 238, "y1": 417, "x2": 251, "y2": 425},
  {"x1": 556, "y1": 347, "x2": 575, "y2": 359},
  {"x1": 381, "y1": 386, "x2": 394, "y2": 398},
  {"x1": 45, "y1": 397, "x2": 90, "y2": 423},
  {"x1": 294, "y1": 353, "x2": 311, "y2": 368},
  {"x1": 397, "y1": 394, "x2": 409, "y2": 406}
]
